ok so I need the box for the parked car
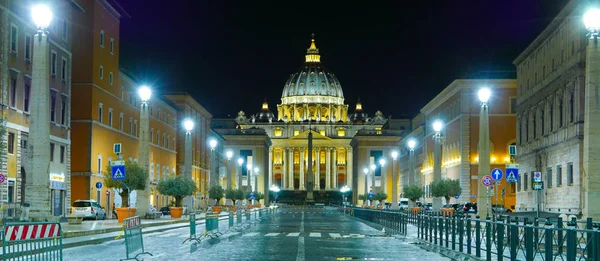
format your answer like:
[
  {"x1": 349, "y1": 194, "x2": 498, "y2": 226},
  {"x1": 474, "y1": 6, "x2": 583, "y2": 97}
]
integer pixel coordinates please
[
  {"x1": 159, "y1": 207, "x2": 170, "y2": 216},
  {"x1": 491, "y1": 204, "x2": 512, "y2": 213},
  {"x1": 71, "y1": 200, "x2": 106, "y2": 220},
  {"x1": 463, "y1": 202, "x2": 477, "y2": 213}
]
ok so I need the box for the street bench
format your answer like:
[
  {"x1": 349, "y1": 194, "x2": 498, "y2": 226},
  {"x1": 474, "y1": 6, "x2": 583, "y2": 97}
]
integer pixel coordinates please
[
  {"x1": 66, "y1": 215, "x2": 83, "y2": 224},
  {"x1": 144, "y1": 212, "x2": 162, "y2": 219}
]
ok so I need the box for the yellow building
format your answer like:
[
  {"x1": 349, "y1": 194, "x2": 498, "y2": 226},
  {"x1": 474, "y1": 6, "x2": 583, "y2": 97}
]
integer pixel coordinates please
[{"x1": 70, "y1": 0, "x2": 177, "y2": 211}]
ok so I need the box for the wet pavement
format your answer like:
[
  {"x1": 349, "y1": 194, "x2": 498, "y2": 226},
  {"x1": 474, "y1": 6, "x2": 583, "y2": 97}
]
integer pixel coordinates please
[{"x1": 63, "y1": 206, "x2": 449, "y2": 260}]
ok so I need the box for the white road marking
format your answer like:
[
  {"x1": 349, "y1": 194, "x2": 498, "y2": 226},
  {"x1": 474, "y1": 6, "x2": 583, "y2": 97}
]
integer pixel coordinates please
[
  {"x1": 265, "y1": 233, "x2": 279, "y2": 237},
  {"x1": 242, "y1": 232, "x2": 260, "y2": 237},
  {"x1": 287, "y1": 232, "x2": 300, "y2": 237},
  {"x1": 329, "y1": 233, "x2": 342, "y2": 238},
  {"x1": 296, "y1": 212, "x2": 305, "y2": 261},
  {"x1": 309, "y1": 233, "x2": 321, "y2": 238}
]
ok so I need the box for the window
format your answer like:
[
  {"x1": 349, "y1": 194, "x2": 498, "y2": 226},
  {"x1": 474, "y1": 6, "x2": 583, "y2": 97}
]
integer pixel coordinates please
[
  {"x1": 547, "y1": 167, "x2": 552, "y2": 188},
  {"x1": 567, "y1": 163, "x2": 573, "y2": 185},
  {"x1": 10, "y1": 25, "x2": 17, "y2": 53},
  {"x1": 119, "y1": 113, "x2": 124, "y2": 131},
  {"x1": 532, "y1": 113, "x2": 536, "y2": 138},
  {"x1": 540, "y1": 108, "x2": 545, "y2": 135},
  {"x1": 293, "y1": 130, "x2": 299, "y2": 136},
  {"x1": 97, "y1": 155, "x2": 102, "y2": 173},
  {"x1": 549, "y1": 102, "x2": 554, "y2": 131},
  {"x1": 157, "y1": 108, "x2": 161, "y2": 119},
  {"x1": 98, "y1": 103, "x2": 103, "y2": 123},
  {"x1": 569, "y1": 91, "x2": 574, "y2": 123},
  {"x1": 109, "y1": 72, "x2": 113, "y2": 85},
  {"x1": 25, "y1": 35, "x2": 31, "y2": 61},
  {"x1": 62, "y1": 19, "x2": 67, "y2": 40},
  {"x1": 337, "y1": 129, "x2": 346, "y2": 137},
  {"x1": 157, "y1": 131, "x2": 161, "y2": 146},
  {"x1": 134, "y1": 121, "x2": 138, "y2": 136},
  {"x1": 50, "y1": 91, "x2": 56, "y2": 122},
  {"x1": 110, "y1": 38, "x2": 114, "y2": 54},
  {"x1": 9, "y1": 77, "x2": 16, "y2": 108},
  {"x1": 61, "y1": 58, "x2": 67, "y2": 81},
  {"x1": 151, "y1": 129, "x2": 154, "y2": 143},
  {"x1": 60, "y1": 145, "x2": 65, "y2": 163},
  {"x1": 559, "y1": 98, "x2": 564, "y2": 127},
  {"x1": 320, "y1": 130, "x2": 326, "y2": 136},
  {"x1": 129, "y1": 118, "x2": 133, "y2": 135},
  {"x1": 274, "y1": 127, "x2": 282, "y2": 137},
  {"x1": 50, "y1": 143, "x2": 55, "y2": 162},
  {"x1": 24, "y1": 83, "x2": 30, "y2": 112},
  {"x1": 51, "y1": 52, "x2": 57, "y2": 76},
  {"x1": 524, "y1": 172, "x2": 528, "y2": 191},
  {"x1": 517, "y1": 173, "x2": 521, "y2": 192},
  {"x1": 60, "y1": 95, "x2": 66, "y2": 125},
  {"x1": 100, "y1": 30, "x2": 105, "y2": 47},
  {"x1": 8, "y1": 133, "x2": 15, "y2": 154},
  {"x1": 557, "y1": 165, "x2": 562, "y2": 186},
  {"x1": 99, "y1": 66, "x2": 104, "y2": 80},
  {"x1": 510, "y1": 97, "x2": 517, "y2": 114},
  {"x1": 108, "y1": 108, "x2": 113, "y2": 127}
]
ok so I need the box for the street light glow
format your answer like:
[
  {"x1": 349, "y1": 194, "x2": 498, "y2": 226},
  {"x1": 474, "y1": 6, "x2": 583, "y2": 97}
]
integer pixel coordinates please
[
  {"x1": 478, "y1": 87, "x2": 491, "y2": 103},
  {"x1": 246, "y1": 163, "x2": 252, "y2": 170},
  {"x1": 340, "y1": 185, "x2": 351, "y2": 193},
  {"x1": 379, "y1": 158, "x2": 386, "y2": 167},
  {"x1": 209, "y1": 139, "x2": 217, "y2": 149},
  {"x1": 226, "y1": 150, "x2": 233, "y2": 160},
  {"x1": 183, "y1": 119, "x2": 194, "y2": 132},
  {"x1": 237, "y1": 158, "x2": 244, "y2": 166},
  {"x1": 363, "y1": 167, "x2": 369, "y2": 174},
  {"x1": 370, "y1": 164, "x2": 376, "y2": 171},
  {"x1": 433, "y1": 120, "x2": 443, "y2": 133},
  {"x1": 254, "y1": 167, "x2": 259, "y2": 173},
  {"x1": 391, "y1": 151, "x2": 398, "y2": 160},
  {"x1": 270, "y1": 185, "x2": 280, "y2": 192},
  {"x1": 584, "y1": 8, "x2": 600, "y2": 31},
  {"x1": 408, "y1": 139, "x2": 416, "y2": 150},
  {"x1": 138, "y1": 86, "x2": 152, "y2": 102},
  {"x1": 31, "y1": 4, "x2": 53, "y2": 29}
]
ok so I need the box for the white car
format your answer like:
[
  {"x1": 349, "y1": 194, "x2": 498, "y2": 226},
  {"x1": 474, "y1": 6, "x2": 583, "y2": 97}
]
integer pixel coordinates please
[{"x1": 71, "y1": 200, "x2": 107, "y2": 220}]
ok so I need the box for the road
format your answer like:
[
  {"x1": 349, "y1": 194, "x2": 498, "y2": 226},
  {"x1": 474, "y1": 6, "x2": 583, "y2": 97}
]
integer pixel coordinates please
[{"x1": 63, "y1": 206, "x2": 449, "y2": 260}]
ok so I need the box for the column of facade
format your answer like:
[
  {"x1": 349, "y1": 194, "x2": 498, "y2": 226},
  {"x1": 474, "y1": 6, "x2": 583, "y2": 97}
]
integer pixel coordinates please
[
  {"x1": 288, "y1": 148, "x2": 294, "y2": 190},
  {"x1": 268, "y1": 148, "x2": 273, "y2": 187},
  {"x1": 326, "y1": 148, "x2": 331, "y2": 189},
  {"x1": 347, "y1": 147, "x2": 353, "y2": 190},
  {"x1": 315, "y1": 148, "x2": 320, "y2": 189},
  {"x1": 333, "y1": 148, "x2": 338, "y2": 188},
  {"x1": 282, "y1": 148, "x2": 287, "y2": 189},
  {"x1": 300, "y1": 148, "x2": 305, "y2": 190},
  {"x1": 381, "y1": 163, "x2": 386, "y2": 195}
]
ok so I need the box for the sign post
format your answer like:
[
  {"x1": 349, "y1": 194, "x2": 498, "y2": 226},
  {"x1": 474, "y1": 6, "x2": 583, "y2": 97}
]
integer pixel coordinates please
[
  {"x1": 0, "y1": 173, "x2": 5, "y2": 204},
  {"x1": 482, "y1": 175, "x2": 493, "y2": 216}
]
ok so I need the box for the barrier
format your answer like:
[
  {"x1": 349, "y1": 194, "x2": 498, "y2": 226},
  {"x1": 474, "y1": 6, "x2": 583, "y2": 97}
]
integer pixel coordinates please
[
  {"x1": 1, "y1": 222, "x2": 62, "y2": 260},
  {"x1": 121, "y1": 216, "x2": 152, "y2": 261},
  {"x1": 204, "y1": 212, "x2": 220, "y2": 238},
  {"x1": 350, "y1": 208, "x2": 407, "y2": 235},
  {"x1": 182, "y1": 213, "x2": 202, "y2": 244}
]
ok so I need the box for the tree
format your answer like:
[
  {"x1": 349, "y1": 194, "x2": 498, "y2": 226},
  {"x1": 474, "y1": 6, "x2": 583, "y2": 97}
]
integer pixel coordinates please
[
  {"x1": 208, "y1": 184, "x2": 225, "y2": 205},
  {"x1": 225, "y1": 189, "x2": 236, "y2": 205},
  {"x1": 254, "y1": 192, "x2": 265, "y2": 204},
  {"x1": 358, "y1": 194, "x2": 367, "y2": 204},
  {"x1": 403, "y1": 184, "x2": 425, "y2": 204},
  {"x1": 157, "y1": 175, "x2": 197, "y2": 207},
  {"x1": 374, "y1": 192, "x2": 388, "y2": 203},
  {"x1": 104, "y1": 160, "x2": 149, "y2": 207},
  {"x1": 430, "y1": 179, "x2": 462, "y2": 204},
  {"x1": 234, "y1": 189, "x2": 245, "y2": 203}
]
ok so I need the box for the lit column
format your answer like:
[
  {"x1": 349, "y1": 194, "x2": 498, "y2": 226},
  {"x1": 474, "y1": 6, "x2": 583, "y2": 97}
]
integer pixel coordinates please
[
  {"x1": 391, "y1": 151, "x2": 399, "y2": 210},
  {"x1": 326, "y1": 148, "x2": 331, "y2": 189},
  {"x1": 370, "y1": 164, "x2": 376, "y2": 193},
  {"x1": 209, "y1": 139, "x2": 217, "y2": 187},
  {"x1": 282, "y1": 148, "x2": 287, "y2": 189},
  {"x1": 432, "y1": 120, "x2": 444, "y2": 211},
  {"x1": 237, "y1": 158, "x2": 244, "y2": 190},
  {"x1": 362, "y1": 167, "x2": 369, "y2": 205},
  {"x1": 183, "y1": 119, "x2": 194, "y2": 209},
  {"x1": 268, "y1": 148, "x2": 273, "y2": 187},
  {"x1": 582, "y1": 8, "x2": 600, "y2": 220},
  {"x1": 346, "y1": 147, "x2": 353, "y2": 189},
  {"x1": 477, "y1": 88, "x2": 491, "y2": 217},
  {"x1": 246, "y1": 163, "x2": 252, "y2": 192},
  {"x1": 299, "y1": 149, "x2": 305, "y2": 190},
  {"x1": 288, "y1": 148, "x2": 294, "y2": 189},
  {"x1": 315, "y1": 148, "x2": 320, "y2": 189},
  {"x1": 333, "y1": 149, "x2": 338, "y2": 188},
  {"x1": 136, "y1": 85, "x2": 152, "y2": 216},
  {"x1": 26, "y1": 4, "x2": 53, "y2": 220},
  {"x1": 408, "y1": 139, "x2": 416, "y2": 186},
  {"x1": 253, "y1": 167, "x2": 259, "y2": 193},
  {"x1": 225, "y1": 150, "x2": 233, "y2": 190}
]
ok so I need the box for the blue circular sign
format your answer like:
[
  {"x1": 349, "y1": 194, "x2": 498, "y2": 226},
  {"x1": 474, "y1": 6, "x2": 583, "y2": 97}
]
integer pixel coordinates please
[
  {"x1": 96, "y1": 182, "x2": 102, "y2": 189},
  {"x1": 454, "y1": 195, "x2": 459, "y2": 199}
]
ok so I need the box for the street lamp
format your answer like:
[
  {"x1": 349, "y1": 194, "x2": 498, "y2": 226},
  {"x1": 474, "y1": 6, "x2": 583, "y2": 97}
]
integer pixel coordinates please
[
  {"x1": 253, "y1": 167, "x2": 259, "y2": 204},
  {"x1": 135, "y1": 84, "x2": 152, "y2": 216},
  {"x1": 225, "y1": 150, "x2": 233, "y2": 190},
  {"x1": 378, "y1": 158, "x2": 386, "y2": 198},
  {"x1": 26, "y1": 4, "x2": 53, "y2": 219},
  {"x1": 477, "y1": 87, "x2": 491, "y2": 217},
  {"x1": 209, "y1": 139, "x2": 217, "y2": 150},
  {"x1": 246, "y1": 163, "x2": 252, "y2": 192},
  {"x1": 237, "y1": 158, "x2": 244, "y2": 190},
  {"x1": 408, "y1": 139, "x2": 417, "y2": 186},
  {"x1": 340, "y1": 185, "x2": 351, "y2": 212},
  {"x1": 183, "y1": 118, "x2": 194, "y2": 209},
  {"x1": 584, "y1": 8, "x2": 600, "y2": 35},
  {"x1": 208, "y1": 138, "x2": 217, "y2": 191},
  {"x1": 432, "y1": 120, "x2": 443, "y2": 211},
  {"x1": 138, "y1": 86, "x2": 152, "y2": 102},
  {"x1": 391, "y1": 151, "x2": 398, "y2": 210},
  {"x1": 363, "y1": 167, "x2": 369, "y2": 206},
  {"x1": 270, "y1": 185, "x2": 280, "y2": 204},
  {"x1": 184, "y1": 119, "x2": 194, "y2": 134}
]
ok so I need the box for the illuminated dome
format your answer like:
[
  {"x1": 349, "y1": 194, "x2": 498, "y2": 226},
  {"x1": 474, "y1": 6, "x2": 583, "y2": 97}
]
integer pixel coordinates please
[
  {"x1": 257, "y1": 100, "x2": 275, "y2": 122},
  {"x1": 349, "y1": 99, "x2": 367, "y2": 123},
  {"x1": 280, "y1": 38, "x2": 344, "y2": 106}
]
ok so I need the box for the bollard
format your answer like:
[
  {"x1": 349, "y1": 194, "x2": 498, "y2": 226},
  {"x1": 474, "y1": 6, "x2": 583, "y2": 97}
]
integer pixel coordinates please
[
  {"x1": 525, "y1": 220, "x2": 534, "y2": 261},
  {"x1": 544, "y1": 218, "x2": 554, "y2": 261},
  {"x1": 510, "y1": 218, "x2": 518, "y2": 260},
  {"x1": 246, "y1": 209, "x2": 251, "y2": 222},
  {"x1": 475, "y1": 216, "x2": 481, "y2": 258},
  {"x1": 566, "y1": 220, "x2": 577, "y2": 261},
  {"x1": 497, "y1": 219, "x2": 504, "y2": 261},
  {"x1": 557, "y1": 217, "x2": 564, "y2": 255},
  {"x1": 183, "y1": 213, "x2": 202, "y2": 244},
  {"x1": 237, "y1": 210, "x2": 242, "y2": 226},
  {"x1": 439, "y1": 215, "x2": 444, "y2": 247},
  {"x1": 445, "y1": 216, "x2": 450, "y2": 248},
  {"x1": 533, "y1": 217, "x2": 539, "y2": 252},
  {"x1": 229, "y1": 211, "x2": 234, "y2": 228},
  {"x1": 486, "y1": 216, "x2": 492, "y2": 261},
  {"x1": 434, "y1": 214, "x2": 438, "y2": 245},
  {"x1": 466, "y1": 215, "x2": 472, "y2": 255}
]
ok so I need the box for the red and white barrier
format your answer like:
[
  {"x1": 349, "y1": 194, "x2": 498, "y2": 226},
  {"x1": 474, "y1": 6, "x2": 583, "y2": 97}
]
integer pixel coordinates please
[
  {"x1": 4, "y1": 223, "x2": 61, "y2": 242},
  {"x1": 125, "y1": 216, "x2": 141, "y2": 229}
]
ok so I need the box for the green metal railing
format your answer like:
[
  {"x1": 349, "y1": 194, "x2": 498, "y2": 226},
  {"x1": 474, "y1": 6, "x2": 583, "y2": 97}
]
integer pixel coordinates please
[
  {"x1": 121, "y1": 216, "x2": 152, "y2": 261},
  {"x1": 1, "y1": 222, "x2": 62, "y2": 261},
  {"x1": 348, "y1": 208, "x2": 408, "y2": 235}
]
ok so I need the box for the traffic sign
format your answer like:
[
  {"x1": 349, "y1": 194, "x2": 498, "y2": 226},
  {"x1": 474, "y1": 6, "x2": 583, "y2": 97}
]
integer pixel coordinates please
[
  {"x1": 533, "y1": 181, "x2": 544, "y2": 190},
  {"x1": 0, "y1": 174, "x2": 5, "y2": 184},
  {"x1": 454, "y1": 195, "x2": 459, "y2": 199},
  {"x1": 509, "y1": 145, "x2": 517, "y2": 156},
  {"x1": 113, "y1": 143, "x2": 122, "y2": 154},
  {"x1": 491, "y1": 168, "x2": 503, "y2": 180},
  {"x1": 506, "y1": 168, "x2": 519, "y2": 183},
  {"x1": 482, "y1": 175, "x2": 493, "y2": 187},
  {"x1": 534, "y1": 172, "x2": 542, "y2": 182},
  {"x1": 111, "y1": 164, "x2": 126, "y2": 181},
  {"x1": 106, "y1": 190, "x2": 110, "y2": 196},
  {"x1": 96, "y1": 182, "x2": 102, "y2": 189},
  {"x1": 111, "y1": 160, "x2": 125, "y2": 166}
]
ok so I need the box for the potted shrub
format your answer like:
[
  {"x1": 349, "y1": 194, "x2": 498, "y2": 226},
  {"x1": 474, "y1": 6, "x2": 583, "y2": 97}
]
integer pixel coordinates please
[
  {"x1": 254, "y1": 192, "x2": 264, "y2": 208},
  {"x1": 431, "y1": 179, "x2": 462, "y2": 217},
  {"x1": 234, "y1": 189, "x2": 245, "y2": 207},
  {"x1": 245, "y1": 191, "x2": 254, "y2": 209},
  {"x1": 225, "y1": 189, "x2": 236, "y2": 211},
  {"x1": 403, "y1": 184, "x2": 425, "y2": 215},
  {"x1": 157, "y1": 175, "x2": 197, "y2": 218},
  {"x1": 208, "y1": 184, "x2": 225, "y2": 213},
  {"x1": 374, "y1": 192, "x2": 388, "y2": 209},
  {"x1": 358, "y1": 194, "x2": 367, "y2": 208},
  {"x1": 103, "y1": 160, "x2": 148, "y2": 223}
]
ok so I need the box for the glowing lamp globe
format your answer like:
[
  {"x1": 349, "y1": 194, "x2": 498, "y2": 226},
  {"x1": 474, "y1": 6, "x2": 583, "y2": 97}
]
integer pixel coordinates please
[
  {"x1": 433, "y1": 120, "x2": 443, "y2": 133},
  {"x1": 254, "y1": 167, "x2": 259, "y2": 173},
  {"x1": 478, "y1": 88, "x2": 491, "y2": 103},
  {"x1": 32, "y1": 4, "x2": 53, "y2": 29},
  {"x1": 584, "y1": 8, "x2": 600, "y2": 31},
  {"x1": 379, "y1": 158, "x2": 386, "y2": 167},
  {"x1": 408, "y1": 139, "x2": 416, "y2": 149},
  {"x1": 237, "y1": 158, "x2": 244, "y2": 166},
  {"x1": 138, "y1": 86, "x2": 152, "y2": 102},
  {"x1": 209, "y1": 139, "x2": 217, "y2": 149},
  {"x1": 184, "y1": 119, "x2": 194, "y2": 132},
  {"x1": 370, "y1": 164, "x2": 376, "y2": 171},
  {"x1": 226, "y1": 150, "x2": 233, "y2": 160},
  {"x1": 363, "y1": 168, "x2": 369, "y2": 174},
  {"x1": 391, "y1": 151, "x2": 398, "y2": 160}
]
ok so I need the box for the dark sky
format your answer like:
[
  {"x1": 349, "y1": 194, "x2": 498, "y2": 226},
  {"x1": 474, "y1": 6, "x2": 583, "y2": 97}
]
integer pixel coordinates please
[{"x1": 117, "y1": 0, "x2": 569, "y2": 119}]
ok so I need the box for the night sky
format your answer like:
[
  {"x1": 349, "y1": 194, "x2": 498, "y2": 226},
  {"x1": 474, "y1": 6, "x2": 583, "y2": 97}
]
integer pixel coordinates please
[{"x1": 117, "y1": 0, "x2": 569, "y2": 119}]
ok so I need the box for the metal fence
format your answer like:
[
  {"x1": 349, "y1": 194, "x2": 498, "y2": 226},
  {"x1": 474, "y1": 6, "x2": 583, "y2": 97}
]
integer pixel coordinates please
[
  {"x1": 416, "y1": 213, "x2": 600, "y2": 261},
  {"x1": 1, "y1": 222, "x2": 63, "y2": 261},
  {"x1": 349, "y1": 208, "x2": 407, "y2": 235},
  {"x1": 122, "y1": 216, "x2": 152, "y2": 260}
]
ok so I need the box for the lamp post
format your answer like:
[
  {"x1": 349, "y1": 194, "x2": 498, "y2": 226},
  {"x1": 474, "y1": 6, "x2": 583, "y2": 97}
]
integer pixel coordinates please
[
  {"x1": 408, "y1": 139, "x2": 417, "y2": 186},
  {"x1": 183, "y1": 119, "x2": 194, "y2": 209},
  {"x1": 269, "y1": 185, "x2": 280, "y2": 204},
  {"x1": 25, "y1": 4, "x2": 53, "y2": 220},
  {"x1": 237, "y1": 158, "x2": 244, "y2": 190},
  {"x1": 253, "y1": 167, "x2": 259, "y2": 197},
  {"x1": 340, "y1": 185, "x2": 351, "y2": 215},
  {"x1": 209, "y1": 139, "x2": 217, "y2": 192},
  {"x1": 477, "y1": 88, "x2": 491, "y2": 217},
  {"x1": 370, "y1": 164, "x2": 376, "y2": 206},
  {"x1": 379, "y1": 158, "x2": 386, "y2": 201},
  {"x1": 432, "y1": 120, "x2": 443, "y2": 211},
  {"x1": 246, "y1": 163, "x2": 252, "y2": 192},
  {"x1": 226, "y1": 150, "x2": 233, "y2": 190},
  {"x1": 135, "y1": 85, "x2": 152, "y2": 216},
  {"x1": 363, "y1": 167, "x2": 369, "y2": 206},
  {"x1": 583, "y1": 7, "x2": 600, "y2": 221},
  {"x1": 391, "y1": 151, "x2": 398, "y2": 210}
]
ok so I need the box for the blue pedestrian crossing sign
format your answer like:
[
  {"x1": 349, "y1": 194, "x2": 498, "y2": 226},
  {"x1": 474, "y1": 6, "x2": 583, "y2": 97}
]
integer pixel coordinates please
[
  {"x1": 505, "y1": 168, "x2": 518, "y2": 183},
  {"x1": 111, "y1": 161, "x2": 126, "y2": 181},
  {"x1": 491, "y1": 168, "x2": 503, "y2": 180}
]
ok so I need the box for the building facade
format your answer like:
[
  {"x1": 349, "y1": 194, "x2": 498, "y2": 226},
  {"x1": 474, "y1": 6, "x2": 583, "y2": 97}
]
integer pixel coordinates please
[
  {"x1": 513, "y1": 0, "x2": 587, "y2": 215},
  {"x1": 0, "y1": 0, "x2": 77, "y2": 217}
]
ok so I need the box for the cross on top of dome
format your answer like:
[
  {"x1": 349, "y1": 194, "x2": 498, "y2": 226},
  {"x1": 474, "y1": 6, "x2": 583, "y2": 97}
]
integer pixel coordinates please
[{"x1": 306, "y1": 34, "x2": 320, "y2": 63}]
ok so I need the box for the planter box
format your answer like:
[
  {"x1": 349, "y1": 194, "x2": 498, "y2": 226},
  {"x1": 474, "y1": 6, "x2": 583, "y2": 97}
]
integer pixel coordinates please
[
  {"x1": 116, "y1": 208, "x2": 137, "y2": 223},
  {"x1": 170, "y1": 207, "x2": 183, "y2": 218}
]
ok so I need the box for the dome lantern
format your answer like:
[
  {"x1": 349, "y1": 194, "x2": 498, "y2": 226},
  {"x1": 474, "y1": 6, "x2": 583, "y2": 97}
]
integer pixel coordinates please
[{"x1": 305, "y1": 35, "x2": 321, "y2": 63}]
